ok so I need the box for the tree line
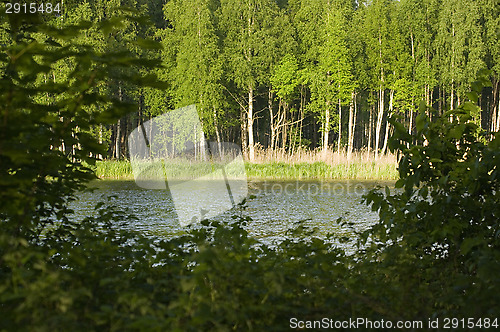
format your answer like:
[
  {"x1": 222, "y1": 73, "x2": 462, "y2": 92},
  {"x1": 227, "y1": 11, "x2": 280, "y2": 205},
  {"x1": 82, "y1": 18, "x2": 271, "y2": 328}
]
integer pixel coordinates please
[{"x1": 12, "y1": 0, "x2": 499, "y2": 161}]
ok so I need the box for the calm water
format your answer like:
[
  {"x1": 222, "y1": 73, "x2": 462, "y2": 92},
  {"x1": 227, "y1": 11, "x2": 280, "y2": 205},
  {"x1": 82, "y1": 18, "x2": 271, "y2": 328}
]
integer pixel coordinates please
[{"x1": 71, "y1": 179, "x2": 393, "y2": 247}]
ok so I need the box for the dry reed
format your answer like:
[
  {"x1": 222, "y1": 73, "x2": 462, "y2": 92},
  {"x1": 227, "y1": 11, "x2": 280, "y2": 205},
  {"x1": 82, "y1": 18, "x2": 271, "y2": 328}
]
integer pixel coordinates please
[{"x1": 251, "y1": 146, "x2": 398, "y2": 166}]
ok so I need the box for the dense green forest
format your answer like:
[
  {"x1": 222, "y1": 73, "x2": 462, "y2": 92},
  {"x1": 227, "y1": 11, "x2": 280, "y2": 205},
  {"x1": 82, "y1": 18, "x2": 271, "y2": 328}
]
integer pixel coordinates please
[{"x1": 6, "y1": 0, "x2": 498, "y2": 161}]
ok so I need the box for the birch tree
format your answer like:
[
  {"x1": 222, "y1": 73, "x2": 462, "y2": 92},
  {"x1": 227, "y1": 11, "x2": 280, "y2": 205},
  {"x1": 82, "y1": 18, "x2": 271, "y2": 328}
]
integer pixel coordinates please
[
  {"x1": 219, "y1": 0, "x2": 280, "y2": 161},
  {"x1": 363, "y1": 0, "x2": 392, "y2": 158},
  {"x1": 162, "y1": 0, "x2": 226, "y2": 146},
  {"x1": 436, "y1": 0, "x2": 485, "y2": 111}
]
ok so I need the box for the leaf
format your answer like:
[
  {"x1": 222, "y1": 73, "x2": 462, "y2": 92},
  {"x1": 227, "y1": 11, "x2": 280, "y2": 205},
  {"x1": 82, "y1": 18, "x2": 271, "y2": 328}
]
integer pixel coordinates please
[
  {"x1": 416, "y1": 111, "x2": 427, "y2": 132},
  {"x1": 460, "y1": 237, "x2": 484, "y2": 255},
  {"x1": 419, "y1": 186, "x2": 428, "y2": 199},
  {"x1": 471, "y1": 81, "x2": 483, "y2": 94},
  {"x1": 465, "y1": 92, "x2": 478, "y2": 103},
  {"x1": 134, "y1": 38, "x2": 163, "y2": 50},
  {"x1": 449, "y1": 126, "x2": 464, "y2": 139}
]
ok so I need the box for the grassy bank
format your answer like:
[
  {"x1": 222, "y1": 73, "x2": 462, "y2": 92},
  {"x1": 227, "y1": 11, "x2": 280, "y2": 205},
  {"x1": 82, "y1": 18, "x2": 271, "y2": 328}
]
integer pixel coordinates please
[
  {"x1": 246, "y1": 161, "x2": 397, "y2": 180},
  {"x1": 93, "y1": 150, "x2": 398, "y2": 180}
]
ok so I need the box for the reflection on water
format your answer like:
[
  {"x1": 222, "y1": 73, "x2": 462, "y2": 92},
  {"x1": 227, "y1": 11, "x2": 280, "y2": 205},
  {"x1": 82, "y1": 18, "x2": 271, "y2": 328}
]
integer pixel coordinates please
[{"x1": 70, "y1": 180, "x2": 394, "y2": 247}]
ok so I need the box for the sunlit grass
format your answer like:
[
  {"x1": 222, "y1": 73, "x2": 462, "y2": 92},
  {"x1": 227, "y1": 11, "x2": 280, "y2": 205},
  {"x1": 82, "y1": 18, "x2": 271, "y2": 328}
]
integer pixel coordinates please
[
  {"x1": 94, "y1": 159, "x2": 246, "y2": 180},
  {"x1": 95, "y1": 160, "x2": 134, "y2": 179},
  {"x1": 94, "y1": 148, "x2": 398, "y2": 180},
  {"x1": 247, "y1": 147, "x2": 398, "y2": 180},
  {"x1": 245, "y1": 161, "x2": 397, "y2": 180}
]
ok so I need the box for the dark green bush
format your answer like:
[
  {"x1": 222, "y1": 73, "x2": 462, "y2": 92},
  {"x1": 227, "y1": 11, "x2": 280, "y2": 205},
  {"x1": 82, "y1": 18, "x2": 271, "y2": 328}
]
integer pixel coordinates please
[{"x1": 361, "y1": 70, "x2": 500, "y2": 319}]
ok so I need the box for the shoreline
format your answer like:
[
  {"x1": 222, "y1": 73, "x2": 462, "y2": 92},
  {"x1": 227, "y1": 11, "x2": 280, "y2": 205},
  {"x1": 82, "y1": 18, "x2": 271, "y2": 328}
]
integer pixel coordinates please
[{"x1": 93, "y1": 159, "x2": 398, "y2": 181}]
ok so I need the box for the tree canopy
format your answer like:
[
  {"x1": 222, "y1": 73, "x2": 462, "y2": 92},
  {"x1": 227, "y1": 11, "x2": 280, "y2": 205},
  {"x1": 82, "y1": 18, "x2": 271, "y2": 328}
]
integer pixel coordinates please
[{"x1": 6, "y1": 0, "x2": 496, "y2": 161}]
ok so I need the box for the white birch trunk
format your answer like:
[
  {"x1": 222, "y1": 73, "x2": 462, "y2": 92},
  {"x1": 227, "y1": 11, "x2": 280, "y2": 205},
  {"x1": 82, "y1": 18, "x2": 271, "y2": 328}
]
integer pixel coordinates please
[
  {"x1": 337, "y1": 98, "x2": 341, "y2": 153},
  {"x1": 347, "y1": 91, "x2": 356, "y2": 160},
  {"x1": 375, "y1": 87, "x2": 384, "y2": 159},
  {"x1": 322, "y1": 108, "x2": 330, "y2": 157},
  {"x1": 381, "y1": 89, "x2": 393, "y2": 155},
  {"x1": 248, "y1": 86, "x2": 255, "y2": 161}
]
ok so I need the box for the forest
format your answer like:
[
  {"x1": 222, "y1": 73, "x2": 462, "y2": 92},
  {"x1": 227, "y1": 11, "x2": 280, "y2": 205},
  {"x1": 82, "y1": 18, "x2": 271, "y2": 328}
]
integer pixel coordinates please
[
  {"x1": 1, "y1": 0, "x2": 500, "y2": 330},
  {"x1": 5, "y1": 0, "x2": 497, "y2": 161}
]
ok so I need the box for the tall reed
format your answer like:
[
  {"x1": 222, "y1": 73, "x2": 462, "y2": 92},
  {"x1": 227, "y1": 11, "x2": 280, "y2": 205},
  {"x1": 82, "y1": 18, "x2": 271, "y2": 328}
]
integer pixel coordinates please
[
  {"x1": 95, "y1": 160, "x2": 134, "y2": 179},
  {"x1": 252, "y1": 146, "x2": 396, "y2": 166},
  {"x1": 246, "y1": 147, "x2": 398, "y2": 180},
  {"x1": 94, "y1": 147, "x2": 398, "y2": 180}
]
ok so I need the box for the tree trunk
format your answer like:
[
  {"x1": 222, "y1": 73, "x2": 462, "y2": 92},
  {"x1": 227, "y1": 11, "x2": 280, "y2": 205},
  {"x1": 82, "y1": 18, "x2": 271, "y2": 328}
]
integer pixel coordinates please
[
  {"x1": 375, "y1": 27, "x2": 384, "y2": 159},
  {"x1": 299, "y1": 85, "x2": 305, "y2": 149},
  {"x1": 375, "y1": 86, "x2": 384, "y2": 159},
  {"x1": 268, "y1": 88, "x2": 276, "y2": 150},
  {"x1": 429, "y1": 84, "x2": 433, "y2": 109},
  {"x1": 497, "y1": 93, "x2": 500, "y2": 133},
  {"x1": 199, "y1": 130, "x2": 206, "y2": 161},
  {"x1": 148, "y1": 113, "x2": 154, "y2": 159},
  {"x1": 450, "y1": 23, "x2": 455, "y2": 111},
  {"x1": 98, "y1": 124, "x2": 103, "y2": 160},
  {"x1": 438, "y1": 85, "x2": 442, "y2": 115},
  {"x1": 213, "y1": 106, "x2": 222, "y2": 152},
  {"x1": 381, "y1": 117, "x2": 390, "y2": 155},
  {"x1": 322, "y1": 108, "x2": 330, "y2": 157},
  {"x1": 450, "y1": 81, "x2": 455, "y2": 121},
  {"x1": 281, "y1": 102, "x2": 288, "y2": 150},
  {"x1": 337, "y1": 98, "x2": 341, "y2": 153},
  {"x1": 408, "y1": 107, "x2": 413, "y2": 147},
  {"x1": 115, "y1": 119, "x2": 121, "y2": 159},
  {"x1": 115, "y1": 85, "x2": 124, "y2": 159},
  {"x1": 491, "y1": 78, "x2": 499, "y2": 133},
  {"x1": 347, "y1": 91, "x2": 356, "y2": 160},
  {"x1": 381, "y1": 89, "x2": 393, "y2": 155},
  {"x1": 353, "y1": 93, "x2": 357, "y2": 151},
  {"x1": 247, "y1": 86, "x2": 255, "y2": 161},
  {"x1": 194, "y1": 126, "x2": 198, "y2": 160},
  {"x1": 240, "y1": 108, "x2": 247, "y2": 158},
  {"x1": 367, "y1": 101, "x2": 373, "y2": 154}
]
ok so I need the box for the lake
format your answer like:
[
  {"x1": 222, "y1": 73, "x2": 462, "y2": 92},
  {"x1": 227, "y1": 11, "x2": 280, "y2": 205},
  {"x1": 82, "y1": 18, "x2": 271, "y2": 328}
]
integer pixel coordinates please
[{"x1": 71, "y1": 179, "x2": 394, "y2": 249}]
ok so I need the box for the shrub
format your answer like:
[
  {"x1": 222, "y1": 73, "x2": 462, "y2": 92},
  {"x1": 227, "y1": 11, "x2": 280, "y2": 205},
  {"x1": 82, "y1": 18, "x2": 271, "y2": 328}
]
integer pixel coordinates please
[{"x1": 361, "y1": 71, "x2": 500, "y2": 318}]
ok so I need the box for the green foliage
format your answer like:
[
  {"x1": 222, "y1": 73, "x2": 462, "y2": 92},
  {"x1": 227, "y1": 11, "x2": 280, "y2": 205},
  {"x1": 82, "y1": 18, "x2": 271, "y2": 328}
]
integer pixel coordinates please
[
  {"x1": 294, "y1": 0, "x2": 355, "y2": 148},
  {"x1": 0, "y1": 7, "x2": 162, "y2": 235},
  {"x1": 436, "y1": 0, "x2": 486, "y2": 100},
  {"x1": 160, "y1": 0, "x2": 227, "y2": 137},
  {"x1": 246, "y1": 161, "x2": 397, "y2": 180},
  {"x1": 6, "y1": 0, "x2": 500, "y2": 157},
  {"x1": 270, "y1": 54, "x2": 299, "y2": 101},
  {"x1": 363, "y1": 74, "x2": 500, "y2": 317}
]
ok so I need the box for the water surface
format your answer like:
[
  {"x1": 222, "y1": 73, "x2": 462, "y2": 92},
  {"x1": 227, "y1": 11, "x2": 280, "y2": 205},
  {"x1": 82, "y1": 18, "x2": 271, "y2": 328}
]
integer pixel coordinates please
[{"x1": 71, "y1": 180, "x2": 394, "y2": 247}]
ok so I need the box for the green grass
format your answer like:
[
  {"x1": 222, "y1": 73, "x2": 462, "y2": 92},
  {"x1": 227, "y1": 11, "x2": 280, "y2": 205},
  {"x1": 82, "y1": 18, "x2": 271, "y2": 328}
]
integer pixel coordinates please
[
  {"x1": 246, "y1": 161, "x2": 397, "y2": 180},
  {"x1": 94, "y1": 159, "x2": 398, "y2": 180},
  {"x1": 94, "y1": 160, "x2": 134, "y2": 179}
]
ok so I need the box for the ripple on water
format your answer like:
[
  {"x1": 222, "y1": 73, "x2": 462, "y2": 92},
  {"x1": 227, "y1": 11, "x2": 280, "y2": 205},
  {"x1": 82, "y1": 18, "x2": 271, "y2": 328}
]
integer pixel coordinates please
[{"x1": 70, "y1": 179, "x2": 392, "y2": 248}]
